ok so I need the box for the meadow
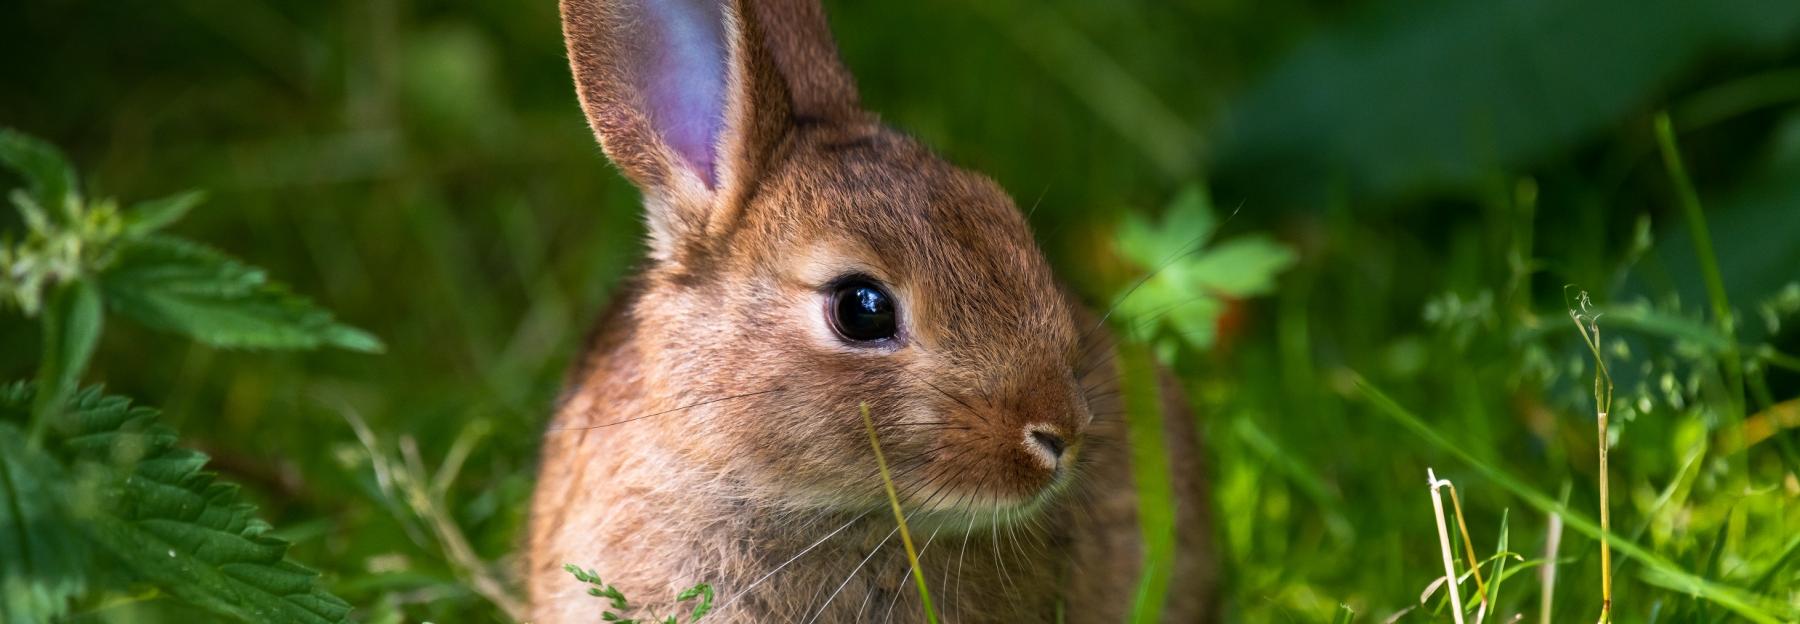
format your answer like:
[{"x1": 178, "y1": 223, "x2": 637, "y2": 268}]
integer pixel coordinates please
[{"x1": 3, "y1": 0, "x2": 1799, "y2": 622}]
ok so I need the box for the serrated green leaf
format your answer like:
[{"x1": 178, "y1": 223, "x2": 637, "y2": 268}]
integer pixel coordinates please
[
  {"x1": 0, "y1": 128, "x2": 79, "y2": 221},
  {"x1": 0, "y1": 423, "x2": 89, "y2": 624},
  {"x1": 99, "y1": 236, "x2": 383, "y2": 352},
  {"x1": 0, "y1": 387, "x2": 354, "y2": 624},
  {"x1": 122, "y1": 190, "x2": 205, "y2": 237}
]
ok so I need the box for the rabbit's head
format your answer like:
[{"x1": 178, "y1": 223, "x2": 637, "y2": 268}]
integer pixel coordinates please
[{"x1": 562, "y1": 0, "x2": 1094, "y2": 519}]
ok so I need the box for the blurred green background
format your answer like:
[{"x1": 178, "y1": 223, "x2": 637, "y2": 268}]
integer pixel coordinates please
[{"x1": 3, "y1": 0, "x2": 1799, "y2": 621}]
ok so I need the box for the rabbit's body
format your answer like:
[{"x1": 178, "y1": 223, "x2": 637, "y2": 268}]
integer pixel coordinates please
[{"x1": 529, "y1": 1, "x2": 1216, "y2": 621}]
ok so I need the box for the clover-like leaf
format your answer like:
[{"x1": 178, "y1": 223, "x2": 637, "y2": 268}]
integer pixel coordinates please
[{"x1": 1112, "y1": 186, "x2": 1296, "y2": 357}]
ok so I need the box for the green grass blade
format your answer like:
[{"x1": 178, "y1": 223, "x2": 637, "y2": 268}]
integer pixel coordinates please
[
  {"x1": 1484, "y1": 509, "x2": 1512, "y2": 621},
  {"x1": 860, "y1": 404, "x2": 939, "y2": 624},
  {"x1": 1120, "y1": 342, "x2": 1176, "y2": 623},
  {"x1": 1353, "y1": 375, "x2": 1791, "y2": 623},
  {"x1": 1655, "y1": 111, "x2": 1747, "y2": 441}
]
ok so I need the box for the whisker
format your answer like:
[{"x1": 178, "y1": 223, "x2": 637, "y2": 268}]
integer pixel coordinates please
[
  {"x1": 880, "y1": 525, "x2": 944, "y2": 624},
  {"x1": 801, "y1": 524, "x2": 899, "y2": 624},
  {"x1": 717, "y1": 509, "x2": 874, "y2": 610},
  {"x1": 801, "y1": 465, "x2": 955, "y2": 624},
  {"x1": 905, "y1": 369, "x2": 988, "y2": 425},
  {"x1": 953, "y1": 512, "x2": 978, "y2": 623}
]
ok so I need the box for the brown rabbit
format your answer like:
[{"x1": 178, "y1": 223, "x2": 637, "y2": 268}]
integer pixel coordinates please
[{"x1": 527, "y1": 0, "x2": 1217, "y2": 621}]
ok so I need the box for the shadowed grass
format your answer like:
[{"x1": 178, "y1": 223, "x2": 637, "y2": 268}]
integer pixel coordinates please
[{"x1": 1119, "y1": 341, "x2": 1176, "y2": 623}]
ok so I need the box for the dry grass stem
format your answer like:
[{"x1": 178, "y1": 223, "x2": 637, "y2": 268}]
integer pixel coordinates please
[
  {"x1": 1568, "y1": 291, "x2": 1614, "y2": 624},
  {"x1": 1428, "y1": 468, "x2": 1468, "y2": 624}
]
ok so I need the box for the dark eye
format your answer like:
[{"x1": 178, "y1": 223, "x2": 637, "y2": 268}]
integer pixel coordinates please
[{"x1": 828, "y1": 278, "x2": 899, "y2": 343}]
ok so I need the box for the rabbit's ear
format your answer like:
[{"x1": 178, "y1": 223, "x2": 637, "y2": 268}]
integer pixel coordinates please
[{"x1": 561, "y1": 0, "x2": 860, "y2": 259}]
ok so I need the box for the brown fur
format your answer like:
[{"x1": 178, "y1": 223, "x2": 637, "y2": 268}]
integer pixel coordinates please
[{"x1": 530, "y1": 1, "x2": 1217, "y2": 621}]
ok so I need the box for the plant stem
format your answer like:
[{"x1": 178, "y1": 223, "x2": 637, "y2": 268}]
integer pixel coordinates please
[
  {"x1": 1428, "y1": 469, "x2": 1468, "y2": 624},
  {"x1": 1445, "y1": 483, "x2": 1489, "y2": 611},
  {"x1": 860, "y1": 404, "x2": 939, "y2": 624}
]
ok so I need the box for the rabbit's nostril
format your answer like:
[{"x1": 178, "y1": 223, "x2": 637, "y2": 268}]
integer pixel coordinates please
[{"x1": 1031, "y1": 430, "x2": 1066, "y2": 460}]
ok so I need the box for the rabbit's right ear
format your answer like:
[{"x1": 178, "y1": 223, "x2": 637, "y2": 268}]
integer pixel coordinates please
[{"x1": 561, "y1": 0, "x2": 860, "y2": 262}]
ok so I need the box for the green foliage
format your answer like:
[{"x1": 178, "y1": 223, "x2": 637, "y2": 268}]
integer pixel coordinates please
[
  {"x1": 1112, "y1": 185, "x2": 1295, "y2": 361},
  {"x1": 1119, "y1": 342, "x2": 1176, "y2": 622},
  {"x1": 0, "y1": 385, "x2": 353, "y2": 623},
  {"x1": 564, "y1": 564, "x2": 713, "y2": 624},
  {"x1": 100, "y1": 236, "x2": 382, "y2": 352},
  {"x1": 0, "y1": 129, "x2": 79, "y2": 223},
  {"x1": 0, "y1": 421, "x2": 89, "y2": 622},
  {"x1": 0, "y1": 129, "x2": 366, "y2": 622},
  {"x1": 0, "y1": 128, "x2": 381, "y2": 354},
  {"x1": 1212, "y1": 0, "x2": 1800, "y2": 200}
]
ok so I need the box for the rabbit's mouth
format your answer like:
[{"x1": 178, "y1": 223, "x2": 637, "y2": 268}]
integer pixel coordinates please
[
  {"x1": 893, "y1": 472, "x2": 1078, "y2": 533},
  {"x1": 857, "y1": 435, "x2": 1083, "y2": 531}
]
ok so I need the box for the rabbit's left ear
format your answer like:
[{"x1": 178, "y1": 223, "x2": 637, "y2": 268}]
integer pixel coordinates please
[{"x1": 562, "y1": 0, "x2": 861, "y2": 259}]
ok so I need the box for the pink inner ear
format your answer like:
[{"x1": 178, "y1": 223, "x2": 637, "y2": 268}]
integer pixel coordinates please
[{"x1": 644, "y1": 0, "x2": 728, "y2": 188}]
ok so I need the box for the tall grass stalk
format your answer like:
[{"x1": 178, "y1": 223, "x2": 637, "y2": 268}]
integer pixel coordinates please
[
  {"x1": 1567, "y1": 292, "x2": 1613, "y2": 623},
  {"x1": 1427, "y1": 468, "x2": 1468, "y2": 624},
  {"x1": 860, "y1": 403, "x2": 940, "y2": 624},
  {"x1": 1655, "y1": 111, "x2": 1747, "y2": 459},
  {"x1": 1357, "y1": 376, "x2": 1788, "y2": 623},
  {"x1": 1540, "y1": 507, "x2": 1563, "y2": 624},
  {"x1": 1443, "y1": 481, "x2": 1489, "y2": 613},
  {"x1": 1119, "y1": 342, "x2": 1177, "y2": 623}
]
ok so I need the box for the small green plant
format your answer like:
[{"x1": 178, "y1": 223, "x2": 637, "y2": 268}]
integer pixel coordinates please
[
  {"x1": 1567, "y1": 290, "x2": 1614, "y2": 624},
  {"x1": 563, "y1": 564, "x2": 713, "y2": 623},
  {"x1": 1111, "y1": 185, "x2": 1295, "y2": 362},
  {"x1": 0, "y1": 128, "x2": 374, "y2": 622}
]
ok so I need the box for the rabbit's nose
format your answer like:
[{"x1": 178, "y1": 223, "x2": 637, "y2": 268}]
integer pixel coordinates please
[
  {"x1": 1032, "y1": 430, "x2": 1066, "y2": 458},
  {"x1": 1024, "y1": 424, "x2": 1072, "y2": 470}
]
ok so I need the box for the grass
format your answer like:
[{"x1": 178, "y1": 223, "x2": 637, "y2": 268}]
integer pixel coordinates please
[
  {"x1": 861, "y1": 404, "x2": 940, "y2": 624},
  {"x1": 1120, "y1": 341, "x2": 1179, "y2": 623},
  {"x1": 1567, "y1": 291, "x2": 1614, "y2": 623},
  {"x1": 1425, "y1": 469, "x2": 1467, "y2": 624}
]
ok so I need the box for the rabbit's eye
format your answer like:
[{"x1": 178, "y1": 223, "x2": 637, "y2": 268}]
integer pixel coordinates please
[{"x1": 828, "y1": 278, "x2": 898, "y2": 343}]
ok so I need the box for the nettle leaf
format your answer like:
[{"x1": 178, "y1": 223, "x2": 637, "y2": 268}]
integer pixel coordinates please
[
  {"x1": 98, "y1": 235, "x2": 383, "y2": 352},
  {"x1": 0, "y1": 386, "x2": 353, "y2": 624},
  {"x1": 1113, "y1": 186, "x2": 1296, "y2": 356},
  {"x1": 0, "y1": 128, "x2": 79, "y2": 219},
  {"x1": 0, "y1": 422, "x2": 89, "y2": 623},
  {"x1": 122, "y1": 190, "x2": 205, "y2": 237}
]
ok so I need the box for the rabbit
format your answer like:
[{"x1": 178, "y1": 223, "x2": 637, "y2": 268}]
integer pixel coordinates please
[{"x1": 527, "y1": 0, "x2": 1218, "y2": 621}]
